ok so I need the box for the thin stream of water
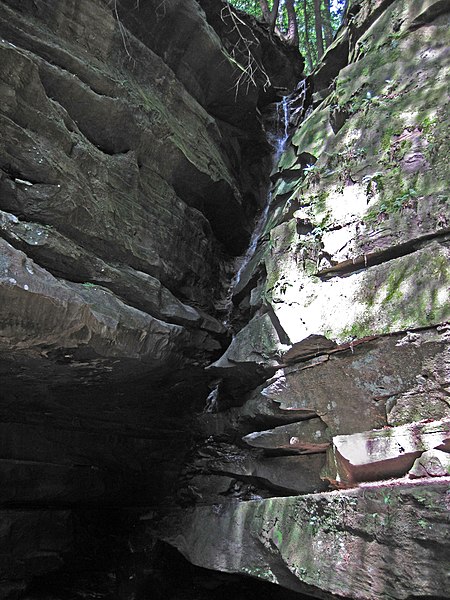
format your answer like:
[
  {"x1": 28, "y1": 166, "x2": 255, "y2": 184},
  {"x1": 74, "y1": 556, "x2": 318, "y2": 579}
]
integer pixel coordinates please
[
  {"x1": 232, "y1": 97, "x2": 290, "y2": 290},
  {"x1": 275, "y1": 96, "x2": 290, "y2": 160},
  {"x1": 207, "y1": 99, "x2": 292, "y2": 412}
]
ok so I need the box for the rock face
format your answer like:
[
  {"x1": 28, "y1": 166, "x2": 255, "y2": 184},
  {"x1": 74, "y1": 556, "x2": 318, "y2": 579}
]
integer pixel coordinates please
[
  {"x1": 0, "y1": 0, "x2": 303, "y2": 595},
  {"x1": 163, "y1": 0, "x2": 450, "y2": 599},
  {"x1": 210, "y1": 0, "x2": 450, "y2": 387},
  {"x1": 409, "y1": 449, "x2": 450, "y2": 479},
  {"x1": 323, "y1": 418, "x2": 450, "y2": 487},
  {"x1": 165, "y1": 480, "x2": 450, "y2": 600},
  {"x1": 0, "y1": 0, "x2": 449, "y2": 598}
]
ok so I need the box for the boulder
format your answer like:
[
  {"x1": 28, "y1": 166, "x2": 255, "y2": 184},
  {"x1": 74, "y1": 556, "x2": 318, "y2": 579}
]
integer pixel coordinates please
[
  {"x1": 408, "y1": 449, "x2": 450, "y2": 478},
  {"x1": 323, "y1": 418, "x2": 450, "y2": 487},
  {"x1": 163, "y1": 480, "x2": 450, "y2": 600}
]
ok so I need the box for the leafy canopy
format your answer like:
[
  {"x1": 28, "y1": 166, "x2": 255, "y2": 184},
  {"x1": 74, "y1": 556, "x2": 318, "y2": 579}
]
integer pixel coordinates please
[{"x1": 228, "y1": 0, "x2": 347, "y2": 72}]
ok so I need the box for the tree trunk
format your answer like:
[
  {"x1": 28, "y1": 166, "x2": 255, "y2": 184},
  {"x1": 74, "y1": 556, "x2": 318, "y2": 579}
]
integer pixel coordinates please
[
  {"x1": 269, "y1": 0, "x2": 281, "y2": 32},
  {"x1": 302, "y1": 0, "x2": 314, "y2": 71},
  {"x1": 259, "y1": 0, "x2": 280, "y2": 34},
  {"x1": 285, "y1": 0, "x2": 299, "y2": 48},
  {"x1": 260, "y1": 0, "x2": 271, "y2": 22},
  {"x1": 313, "y1": 0, "x2": 325, "y2": 60},
  {"x1": 322, "y1": 0, "x2": 333, "y2": 47}
]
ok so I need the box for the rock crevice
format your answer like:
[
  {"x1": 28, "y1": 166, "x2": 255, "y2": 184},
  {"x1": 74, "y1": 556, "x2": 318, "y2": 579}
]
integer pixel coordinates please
[
  {"x1": 0, "y1": 0, "x2": 449, "y2": 598},
  {"x1": 165, "y1": 1, "x2": 450, "y2": 598}
]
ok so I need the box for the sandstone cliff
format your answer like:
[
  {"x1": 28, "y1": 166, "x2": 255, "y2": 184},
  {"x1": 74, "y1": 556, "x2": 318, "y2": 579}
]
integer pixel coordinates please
[
  {"x1": 164, "y1": 1, "x2": 450, "y2": 598},
  {"x1": 0, "y1": 0, "x2": 301, "y2": 596},
  {"x1": 0, "y1": 0, "x2": 449, "y2": 599}
]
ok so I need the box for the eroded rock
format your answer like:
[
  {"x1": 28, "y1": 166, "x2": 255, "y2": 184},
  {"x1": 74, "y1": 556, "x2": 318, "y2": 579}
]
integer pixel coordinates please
[
  {"x1": 408, "y1": 448, "x2": 450, "y2": 478},
  {"x1": 0, "y1": 1, "x2": 303, "y2": 593},
  {"x1": 1, "y1": 0, "x2": 449, "y2": 598},
  {"x1": 322, "y1": 418, "x2": 450, "y2": 487},
  {"x1": 183, "y1": 440, "x2": 328, "y2": 499},
  {"x1": 167, "y1": 2, "x2": 450, "y2": 597},
  {"x1": 243, "y1": 419, "x2": 330, "y2": 454},
  {"x1": 163, "y1": 480, "x2": 450, "y2": 600}
]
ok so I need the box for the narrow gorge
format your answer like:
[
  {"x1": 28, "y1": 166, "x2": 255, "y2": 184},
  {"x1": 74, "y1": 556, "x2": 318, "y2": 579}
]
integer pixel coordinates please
[{"x1": 0, "y1": 0, "x2": 449, "y2": 599}]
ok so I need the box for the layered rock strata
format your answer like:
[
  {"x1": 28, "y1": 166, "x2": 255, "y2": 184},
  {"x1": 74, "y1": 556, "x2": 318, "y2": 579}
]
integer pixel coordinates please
[
  {"x1": 167, "y1": 1, "x2": 450, "y2": 599},
  {"x1": 0, "y1": 0, "x2": 302, "y2": 596},
  {"x1": 0, "y1": 0, "x2": 449, "y2": 598},
  {"x1": 166, "y1": 479, "x2": 450, "y2": 599}
]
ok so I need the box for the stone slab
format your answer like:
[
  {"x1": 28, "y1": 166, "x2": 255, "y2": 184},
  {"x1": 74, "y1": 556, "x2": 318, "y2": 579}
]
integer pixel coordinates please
[
  {"x1": 243, "y1": 419, "x2": 330, "y2": 454},
  {"x1": 163, "y1": 480, "x2": 450, "y2": 600},
  {"x1": 323, "y1": 418, "x2": 450, "y2": 487}
]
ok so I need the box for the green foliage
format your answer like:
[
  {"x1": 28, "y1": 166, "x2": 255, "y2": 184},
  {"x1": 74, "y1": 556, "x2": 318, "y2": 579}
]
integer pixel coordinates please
[
  {"x1": 227, "y1": 0, "x2": 346, "y2": 72},
  {"x1": 364, "y1": 188, "x2": 417, "y2": 223},
  {"x1": 382, "y1": 490, "x2": 392, "y2": 506},
  {"x1": 339, "y1": 320, "x2": 372, "y2": 341},
  {"x1": 420, "y1": 114, "x2": 437, "y2": 136},
  {"x1": 229, "y1": 0, "x2": 263, "y2": 18}
]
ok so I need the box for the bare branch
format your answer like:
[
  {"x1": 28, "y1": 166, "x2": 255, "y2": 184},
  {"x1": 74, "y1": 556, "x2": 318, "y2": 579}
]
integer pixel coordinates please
[{"x1": 220, "y1": 3, "x2": 272, "y2": 97}]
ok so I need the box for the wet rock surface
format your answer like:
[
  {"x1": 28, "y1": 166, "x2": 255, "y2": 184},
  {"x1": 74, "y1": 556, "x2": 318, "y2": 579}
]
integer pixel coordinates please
[
  {"x1": 0, "y1": 0, "x2": 449, "y2": 598},
  {"x1": 166, "y1": 1, "x2": 450, "y2": 599}
]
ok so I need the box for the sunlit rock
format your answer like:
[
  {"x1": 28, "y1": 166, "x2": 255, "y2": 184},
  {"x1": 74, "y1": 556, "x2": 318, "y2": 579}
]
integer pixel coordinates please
[
  {"x1": 1, "y1": 0, "x2": 449, "y2": 597},
  {"x1": 322, "y1": 418, "x2": 450, "y2": 487},
  {"x1": 164, "y1": 481, "x2": 450, "y2": 600},
  {"x1": 408, "y1": 448, "x2": 450, "y2": 478}
]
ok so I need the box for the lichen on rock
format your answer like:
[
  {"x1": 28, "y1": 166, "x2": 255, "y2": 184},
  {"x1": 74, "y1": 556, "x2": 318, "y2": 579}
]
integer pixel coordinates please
[
  {"x1": 0, "y1": 0, "x2": 449, "y2": 598},
  {"x1": 167, "y1": 1, "x2": 450, "y2": 598}
]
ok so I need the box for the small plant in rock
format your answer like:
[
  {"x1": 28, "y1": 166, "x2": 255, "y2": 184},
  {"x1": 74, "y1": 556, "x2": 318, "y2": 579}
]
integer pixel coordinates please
[
  {"x1": 382, "y1": 79, "x2": 398, "y2": 99},
  {"x1": 310, "y1": 225, "x2": 326, "y2": 240},
  {"x1": 303, "y1": 163, "x2": 321, "y2": 184},
  {"x1": 355, "y1": 39, "x2": 369, "y2": 60},
  {"x1": 304, "y1": 163, "x2": 318, "y2": 174},
  {"x1": 363, "y1": 172, "x2": 384, "y2": 199},
  {"x1": 382, "y1": 490, "x2": 393, "y2": 506},
  {"x1": 278, "y1": 280, "x2": 293, "y2": 295},
  {"x1": 421, "y1": 114, "x2": 437, "y2": 135},
  {"x1": 364, "y1": 188, "x2": 417, "y2": 223},
  {"x1": 360, "y1": 90, "x2": 380, "y2": 111}
]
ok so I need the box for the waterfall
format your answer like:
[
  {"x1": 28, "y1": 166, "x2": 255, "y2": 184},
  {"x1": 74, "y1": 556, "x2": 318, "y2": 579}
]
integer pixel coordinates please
[
  {"x1": 232, "y1": 97, "x2": 290, "y2": 290},
  {"x1": 274, "y1": 96, "x2": 290, "y2": 161}
]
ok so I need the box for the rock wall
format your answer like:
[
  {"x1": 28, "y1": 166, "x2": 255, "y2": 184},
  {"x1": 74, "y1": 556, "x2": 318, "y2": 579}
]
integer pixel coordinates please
[
  {"x1": 0, "y1": 0, "x2": 302, "y2": 596},
  {"x1": 164, "y1": 1, "x2": 450, "y2": 599},
  {"x1": 0, "y1": 0, "x2": 449, "y2": 598}
]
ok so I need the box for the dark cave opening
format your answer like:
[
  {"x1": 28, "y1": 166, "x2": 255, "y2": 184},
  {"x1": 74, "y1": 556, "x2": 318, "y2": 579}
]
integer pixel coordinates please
[{"x1": 22, "y1": 527, "x2": 315, "y2": 600}]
